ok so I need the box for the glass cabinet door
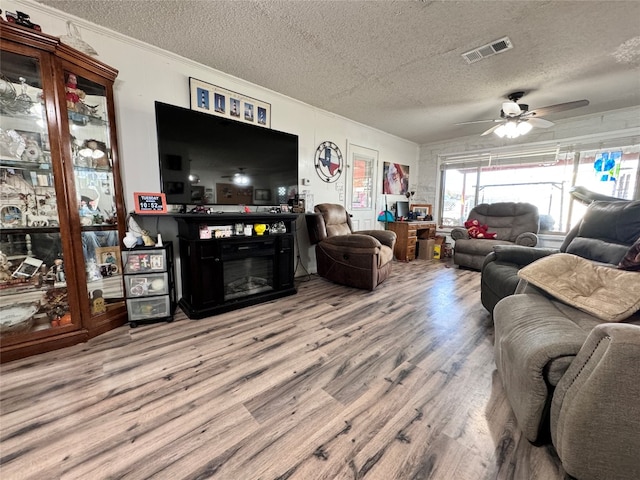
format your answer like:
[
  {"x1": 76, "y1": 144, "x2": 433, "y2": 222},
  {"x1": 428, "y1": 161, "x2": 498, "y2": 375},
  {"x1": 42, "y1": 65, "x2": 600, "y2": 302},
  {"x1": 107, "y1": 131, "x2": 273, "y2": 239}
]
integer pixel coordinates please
[
  {"x1": 0, "y1": 49, "x2": 73, "y2": 336},
  {"x1": 63, "y1": 69, "x2": 125, "y2": 317},
  {"x1": 1, "y1": 23, "x2": 127, "y2": 361}
]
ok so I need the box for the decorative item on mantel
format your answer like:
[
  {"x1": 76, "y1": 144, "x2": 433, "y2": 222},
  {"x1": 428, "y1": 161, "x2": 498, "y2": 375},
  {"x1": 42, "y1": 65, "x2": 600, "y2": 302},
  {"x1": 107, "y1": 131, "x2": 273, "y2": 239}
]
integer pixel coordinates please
[{"x1": 60, "y1": 21, "x2": 98, "y2": 56}]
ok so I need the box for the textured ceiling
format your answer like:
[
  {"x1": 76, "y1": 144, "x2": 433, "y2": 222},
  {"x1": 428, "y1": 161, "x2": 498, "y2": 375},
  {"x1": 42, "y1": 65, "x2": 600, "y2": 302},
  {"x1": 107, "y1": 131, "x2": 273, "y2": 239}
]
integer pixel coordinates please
[{"x1": 36, "y1": 0, "x2": 640, "y2": 144}]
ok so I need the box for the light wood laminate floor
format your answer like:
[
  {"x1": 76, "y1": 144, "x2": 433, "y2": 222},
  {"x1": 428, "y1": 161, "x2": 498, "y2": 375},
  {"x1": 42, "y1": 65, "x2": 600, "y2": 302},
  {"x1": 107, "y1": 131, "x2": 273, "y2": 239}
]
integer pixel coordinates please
[{"x1": 0, "y1": 259, "x2": 570, "y2": 479}]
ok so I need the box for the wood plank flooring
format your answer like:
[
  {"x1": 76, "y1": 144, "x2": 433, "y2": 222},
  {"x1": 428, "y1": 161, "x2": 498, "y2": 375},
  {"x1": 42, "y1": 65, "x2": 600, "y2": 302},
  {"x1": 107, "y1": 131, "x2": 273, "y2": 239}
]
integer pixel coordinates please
[{"x1": 0, "y1": 259, "x2": 570, "y2": 480}]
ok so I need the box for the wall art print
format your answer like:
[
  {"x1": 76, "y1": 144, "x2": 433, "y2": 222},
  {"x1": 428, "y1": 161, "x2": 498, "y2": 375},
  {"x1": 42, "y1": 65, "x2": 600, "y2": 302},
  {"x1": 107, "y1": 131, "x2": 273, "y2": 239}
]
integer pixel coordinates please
[
  {"x1": 189, "y1": 78, "x2": 271, "y2": 128},
  {"x1": 382, "y1": 162, "x2": 410, "y2": 195}
]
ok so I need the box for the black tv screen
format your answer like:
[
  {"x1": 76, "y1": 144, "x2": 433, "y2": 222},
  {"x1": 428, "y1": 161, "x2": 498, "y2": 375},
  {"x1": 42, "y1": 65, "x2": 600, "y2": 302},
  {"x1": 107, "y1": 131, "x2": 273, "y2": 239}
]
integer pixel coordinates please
[
  {"x1": 396, "y1": 201, "x2": 409, "y2": 220},
  {"x1": 155, "y1": 101, "x2": 299, "y2": 206}
]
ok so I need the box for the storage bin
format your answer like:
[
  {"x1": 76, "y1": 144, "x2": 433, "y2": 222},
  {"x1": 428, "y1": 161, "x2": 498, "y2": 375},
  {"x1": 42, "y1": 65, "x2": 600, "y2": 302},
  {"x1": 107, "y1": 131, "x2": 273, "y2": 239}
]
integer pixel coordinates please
[{"x1": 126, "y1": 296, "x2": 171, "y2": 321}]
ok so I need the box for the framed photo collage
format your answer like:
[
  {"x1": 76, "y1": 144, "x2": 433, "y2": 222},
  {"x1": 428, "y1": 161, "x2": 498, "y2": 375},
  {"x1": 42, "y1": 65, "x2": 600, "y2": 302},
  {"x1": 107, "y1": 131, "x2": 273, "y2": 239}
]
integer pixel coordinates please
[{"x1": 189, "y1": 78, "x2": 271, "y2": 128}]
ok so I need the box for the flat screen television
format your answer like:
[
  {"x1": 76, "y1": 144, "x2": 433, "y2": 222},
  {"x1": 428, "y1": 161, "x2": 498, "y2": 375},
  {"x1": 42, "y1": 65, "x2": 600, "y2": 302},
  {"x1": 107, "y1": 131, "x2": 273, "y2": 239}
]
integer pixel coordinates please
[
  {"x1": 396, "y1": 200, "x2": 409, "y2": 220},
  {"x1": 155, "y1": 101, "x2": 299, "y2": 206}
]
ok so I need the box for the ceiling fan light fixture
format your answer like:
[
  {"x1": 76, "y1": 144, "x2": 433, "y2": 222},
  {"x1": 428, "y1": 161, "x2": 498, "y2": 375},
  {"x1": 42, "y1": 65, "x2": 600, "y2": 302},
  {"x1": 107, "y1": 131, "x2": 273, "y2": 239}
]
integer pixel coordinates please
[
  {"x1": 494, "y1": 124, "x2": 507, "y2": 138},
  {"x1": 475, "y1": 92, "x2": 586, "y2": 139},
  {"x1": 517, "y1": 121, "x2": 533, "y2": 135},
  {"x1": 494, "y1": 120, "x2": 532, "y2": 139},
  {"x1": 504, "y1": 120, "x2": 518, "y2": 137}
]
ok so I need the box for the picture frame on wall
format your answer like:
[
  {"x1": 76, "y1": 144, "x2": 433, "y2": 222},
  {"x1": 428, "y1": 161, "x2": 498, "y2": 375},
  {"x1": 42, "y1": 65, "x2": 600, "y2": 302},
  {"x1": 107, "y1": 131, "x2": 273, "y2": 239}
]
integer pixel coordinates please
[
  {"x1": 382, "y1": 162, "x2": 410, "y2": 195},
  {"x1": 189, "y1": 77, "x2": 271, "y2": 128}
]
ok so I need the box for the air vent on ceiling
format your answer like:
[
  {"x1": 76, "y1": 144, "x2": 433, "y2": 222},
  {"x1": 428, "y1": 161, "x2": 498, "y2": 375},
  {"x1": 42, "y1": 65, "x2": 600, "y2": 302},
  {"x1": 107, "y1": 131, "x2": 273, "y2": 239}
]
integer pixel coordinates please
[{"x1": 462, "y1": 37, "x2": 513, "y2": 64}]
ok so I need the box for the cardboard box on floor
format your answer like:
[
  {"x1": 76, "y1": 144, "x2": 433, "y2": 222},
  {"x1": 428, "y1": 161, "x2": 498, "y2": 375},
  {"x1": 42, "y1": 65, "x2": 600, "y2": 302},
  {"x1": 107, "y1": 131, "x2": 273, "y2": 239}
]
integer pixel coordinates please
[
  {"x1": 417, "y1": 239, "x2": 435, "y2": 259},
  {"x1": 433, "y1": 235, "x2": 446, "y2": 259}
]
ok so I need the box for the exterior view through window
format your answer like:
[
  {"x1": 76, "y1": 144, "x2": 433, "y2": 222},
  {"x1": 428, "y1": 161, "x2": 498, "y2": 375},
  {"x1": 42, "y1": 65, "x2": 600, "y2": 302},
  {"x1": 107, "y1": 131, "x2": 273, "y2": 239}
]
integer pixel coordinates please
[{"x1": 440, "y1": 144, "x2": 639, "y2": 233}]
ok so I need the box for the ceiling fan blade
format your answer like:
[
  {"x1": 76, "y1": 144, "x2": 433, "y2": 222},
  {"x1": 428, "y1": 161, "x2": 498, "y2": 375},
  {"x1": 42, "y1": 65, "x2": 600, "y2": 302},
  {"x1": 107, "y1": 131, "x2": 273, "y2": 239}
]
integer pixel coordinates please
[
  {"x1": 528, "y1": 117, "x2": 554, "y2": 128},
  {"x1": 481, "y1": 124, "x2": 503, "y2": 136},
  {"x1": 502, "y1": 101, "x2": 522, "y2": 116},
  {"x1": 528, "y1": 99, "x2": 589, "y2": 117},
  {"x1": 456, "y1": 118, "x2": 500, "y2": 126}
]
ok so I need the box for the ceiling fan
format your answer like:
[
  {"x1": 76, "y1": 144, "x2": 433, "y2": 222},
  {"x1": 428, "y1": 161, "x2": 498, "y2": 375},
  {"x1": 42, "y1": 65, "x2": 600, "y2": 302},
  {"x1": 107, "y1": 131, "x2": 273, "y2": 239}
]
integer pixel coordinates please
[
  {"x1": 222, "y1": 167, "x2": 250, "y2": 185},
  {"x1": 458, "y1": 91, "x2": 589, "y2": 138}
]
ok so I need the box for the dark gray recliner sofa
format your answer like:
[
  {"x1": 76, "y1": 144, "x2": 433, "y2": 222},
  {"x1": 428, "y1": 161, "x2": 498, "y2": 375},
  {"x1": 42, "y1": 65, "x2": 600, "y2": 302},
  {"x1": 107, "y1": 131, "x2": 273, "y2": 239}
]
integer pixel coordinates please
[
  {"x1": 494, "y1": 293, "x2": 640, "y2": 480},
  {"x1": 490, "y1": 199, "x2": 640, "y2": 479},
  {"x1": 481, "y1": 199, "x2": 640, "y2": 314},
  {"x1": 451, "y1": 202, "x2": 539, "y2": 270}
]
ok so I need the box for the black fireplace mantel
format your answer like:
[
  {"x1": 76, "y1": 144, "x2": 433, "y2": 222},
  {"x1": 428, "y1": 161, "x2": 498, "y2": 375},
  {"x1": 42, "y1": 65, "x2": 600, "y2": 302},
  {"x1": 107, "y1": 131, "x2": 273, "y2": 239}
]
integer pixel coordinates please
[
  {"x1": 174, "y1": 212, "x2": 298, "y2": 319},
  {"x1": 173, "y1": 212, "x2": 299, "y2": 238}
]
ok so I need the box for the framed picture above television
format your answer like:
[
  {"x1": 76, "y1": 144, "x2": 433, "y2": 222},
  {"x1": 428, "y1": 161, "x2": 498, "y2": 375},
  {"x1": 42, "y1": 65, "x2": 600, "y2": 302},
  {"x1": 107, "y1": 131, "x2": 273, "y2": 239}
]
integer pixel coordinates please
[{"x1": 189, "y1": 77, "x2": 271, "y2": 128}]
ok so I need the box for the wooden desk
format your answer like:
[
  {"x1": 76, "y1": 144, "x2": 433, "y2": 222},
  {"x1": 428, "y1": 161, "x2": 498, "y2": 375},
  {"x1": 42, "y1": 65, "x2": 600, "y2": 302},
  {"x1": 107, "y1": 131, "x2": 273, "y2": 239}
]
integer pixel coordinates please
[{"x1": 386, "y1": 221, "x2": 436, "y2": 261}]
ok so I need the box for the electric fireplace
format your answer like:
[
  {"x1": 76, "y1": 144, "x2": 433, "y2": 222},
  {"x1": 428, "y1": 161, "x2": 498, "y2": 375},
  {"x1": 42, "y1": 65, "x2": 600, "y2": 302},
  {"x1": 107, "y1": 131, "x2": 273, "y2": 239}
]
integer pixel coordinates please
[{"x1": 175, "y1": 213, "x2": 297, "y2": 318}]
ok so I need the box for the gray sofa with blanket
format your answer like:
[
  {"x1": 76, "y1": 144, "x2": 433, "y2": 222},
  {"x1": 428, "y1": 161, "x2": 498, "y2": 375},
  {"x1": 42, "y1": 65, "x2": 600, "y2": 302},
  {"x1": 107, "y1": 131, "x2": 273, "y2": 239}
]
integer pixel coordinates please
[
  {"x1": 491, "y1": 199, "x2": 640, "y2": 480},
  {"x1": 481, "y1": 200, "x2": 640, "y2": 314}
]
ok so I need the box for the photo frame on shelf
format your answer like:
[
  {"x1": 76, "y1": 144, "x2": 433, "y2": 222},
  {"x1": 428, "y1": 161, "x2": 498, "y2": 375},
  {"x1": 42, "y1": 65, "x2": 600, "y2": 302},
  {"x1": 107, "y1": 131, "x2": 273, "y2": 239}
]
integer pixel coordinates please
[
  {"x1": 95, "y1": 246, "x2": 121, "y2": 275},
  {"x1": 189, "y1": 77, "x2": 271, "y2": 128},
  {"x1": 15, "y1": 130, "x2": 42, "y2": 148},
  {"x1": 11, "y1": 257, "x2": 43, "y2": 278},
  {"x1": 411, "y1": 203, "x2": 433, "y2": 219},
  {"x1": 292, "y1": 199, "x2": 305, "y2": 213},
  {"x1": 15, "y1": 130, "x2": 44, "y2": 163}
]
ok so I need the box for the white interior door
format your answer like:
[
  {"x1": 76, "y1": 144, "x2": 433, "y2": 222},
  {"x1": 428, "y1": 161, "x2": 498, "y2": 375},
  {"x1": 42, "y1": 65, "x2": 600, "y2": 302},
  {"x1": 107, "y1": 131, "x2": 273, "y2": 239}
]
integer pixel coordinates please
[{"x1": 347, "y1": 144, "x2": 378, "y2": 231}]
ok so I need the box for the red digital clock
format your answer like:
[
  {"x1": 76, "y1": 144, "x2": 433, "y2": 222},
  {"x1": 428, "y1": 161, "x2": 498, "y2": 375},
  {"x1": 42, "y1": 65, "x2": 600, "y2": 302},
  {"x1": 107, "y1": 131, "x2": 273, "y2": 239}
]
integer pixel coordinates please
[{"x1": 133, "y1": 192, "x2": 168, "y2": 214}]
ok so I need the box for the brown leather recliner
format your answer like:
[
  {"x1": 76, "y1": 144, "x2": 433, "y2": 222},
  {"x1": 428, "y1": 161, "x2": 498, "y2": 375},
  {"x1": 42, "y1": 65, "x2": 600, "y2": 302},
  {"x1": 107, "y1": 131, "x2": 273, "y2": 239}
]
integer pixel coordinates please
[{"x1": 306, "y1": 203, "x2": 396, "y2": 290}]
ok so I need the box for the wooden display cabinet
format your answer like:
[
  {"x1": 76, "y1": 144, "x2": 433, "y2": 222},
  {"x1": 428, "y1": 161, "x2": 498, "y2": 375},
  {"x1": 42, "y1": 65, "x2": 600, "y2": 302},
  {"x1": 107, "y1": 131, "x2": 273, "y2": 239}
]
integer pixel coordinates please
[{"x1": 0, "y1": 23, "x2": 127, "y2": 362}]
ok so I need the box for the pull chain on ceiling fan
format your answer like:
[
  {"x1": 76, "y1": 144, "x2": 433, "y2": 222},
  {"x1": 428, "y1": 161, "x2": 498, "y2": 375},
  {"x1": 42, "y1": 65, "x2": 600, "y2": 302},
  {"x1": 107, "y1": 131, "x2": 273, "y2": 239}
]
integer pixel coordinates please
[{"x1": 457, "y1": 91, "x2": 589, "y2": 138}]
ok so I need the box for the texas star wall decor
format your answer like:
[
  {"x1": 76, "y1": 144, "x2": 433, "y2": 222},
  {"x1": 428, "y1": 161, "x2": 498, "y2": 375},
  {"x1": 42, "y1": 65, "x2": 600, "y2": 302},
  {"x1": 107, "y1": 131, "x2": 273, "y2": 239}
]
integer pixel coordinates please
[{"x1": 314, "y1": 141, "x2": 343, "y2": 183}]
